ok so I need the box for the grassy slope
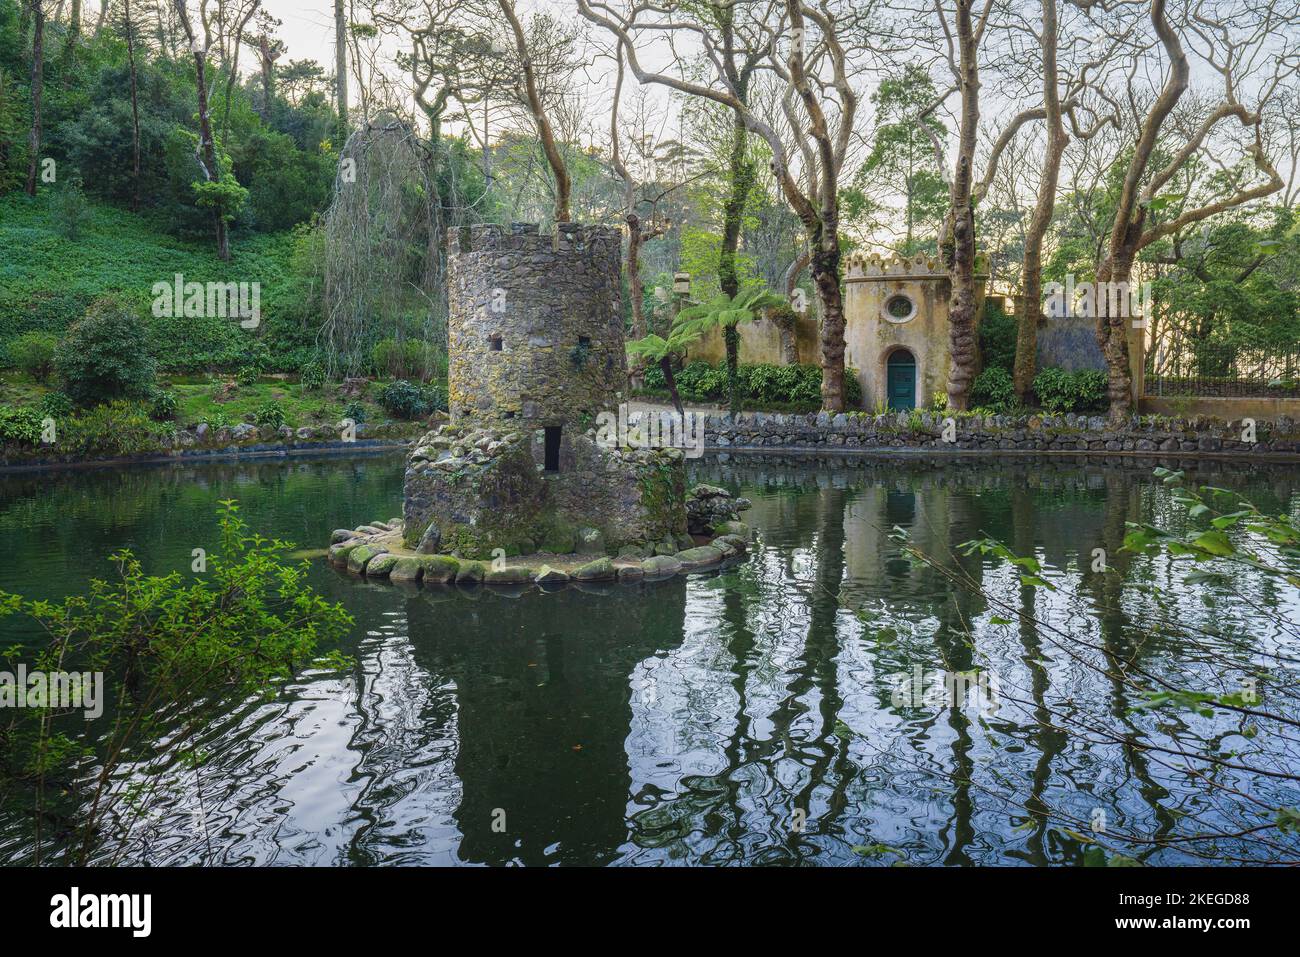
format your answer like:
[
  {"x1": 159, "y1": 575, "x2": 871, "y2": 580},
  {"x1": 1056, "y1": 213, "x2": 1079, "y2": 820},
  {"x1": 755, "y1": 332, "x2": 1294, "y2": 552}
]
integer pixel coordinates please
[{"x1": 0, "y1": 191, "x2": 298, "y2": 367}]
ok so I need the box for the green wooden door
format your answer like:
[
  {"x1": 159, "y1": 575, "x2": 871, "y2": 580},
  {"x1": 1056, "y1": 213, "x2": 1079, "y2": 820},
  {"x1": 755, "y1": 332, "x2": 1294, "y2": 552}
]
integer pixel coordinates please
[{"x1": 887, "y1": 352, "x2": 916, "y2": 410}]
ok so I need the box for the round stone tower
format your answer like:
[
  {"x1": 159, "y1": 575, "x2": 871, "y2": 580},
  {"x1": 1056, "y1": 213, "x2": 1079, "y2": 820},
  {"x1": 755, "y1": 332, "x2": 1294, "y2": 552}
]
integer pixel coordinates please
[{"x1": 447, "y1": 222, "x2": 626, "y2": 428}]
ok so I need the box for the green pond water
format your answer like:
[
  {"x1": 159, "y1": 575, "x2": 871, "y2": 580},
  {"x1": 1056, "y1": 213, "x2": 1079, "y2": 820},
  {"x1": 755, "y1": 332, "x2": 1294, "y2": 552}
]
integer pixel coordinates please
[{"x1": 0, "y1": 451, "x2": 1298, "y2": 866}]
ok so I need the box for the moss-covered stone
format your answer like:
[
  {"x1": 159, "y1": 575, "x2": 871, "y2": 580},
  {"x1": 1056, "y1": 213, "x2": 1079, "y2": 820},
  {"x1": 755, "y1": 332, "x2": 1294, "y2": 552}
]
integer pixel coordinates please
[
  {"x1": 641, "y1": 555, "x2": 682, "y2": 576},
  {"x1": 574, "y1": 557, "x2": 616, "y2": 581},
  {"x1": 390, "y1": 557, "x2": 424, "y2": 583},
  {"x1": 365, "y1": 554, "x2": 400, "y2": 577},
  {"x1": 347, "y1": 544, "x2": 386, "y2": 573},
  {"x1": 616, "y1": 564, "x2": 645, "y2": 581},
  {"x1": 328, "y1": 540, "x2": 360, "y2": 565},
  {"x1": 618, "y1": 543, "x2": 650, "y2": 559},
  {"x1": 485, "y1": 566, "x2": 531, "y2": 584},
  {"x1": 419, "y1": 555, "x2": 460, "y2": 583},
  {"x1": 653, "y1": 540, "x2": 677, "y2": 556},
  {"x1": 456, "y1": 561, "x2": 487, "y2": 583},
  {"x1": 713, "y1": 534, "x2": 748, "y2": 553},
  {"x1": 675, "y1": 545, "x2": 723, "y2": 568},
  {"x1": 331, "y1": 529, "x2": 357, "y2": 544},
  {"x1": 533, "y1": 566, "x2": 570, "y2": 585},
  {"x1": 713, "y1": 520, "x2": 752, "y2": 541}
]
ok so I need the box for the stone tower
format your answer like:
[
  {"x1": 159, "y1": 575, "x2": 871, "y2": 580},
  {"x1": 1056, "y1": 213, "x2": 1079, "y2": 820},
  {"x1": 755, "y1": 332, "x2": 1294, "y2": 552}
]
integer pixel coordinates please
[
  {"x1": 843, "y1": 252, "x2": 987, "y2": 410},
  {"x1": 402, "y1": 222, "x2": 687, "y2": 559},
  {"x1": 448, "y1": 222, "x2": 627, "y2": 429}
]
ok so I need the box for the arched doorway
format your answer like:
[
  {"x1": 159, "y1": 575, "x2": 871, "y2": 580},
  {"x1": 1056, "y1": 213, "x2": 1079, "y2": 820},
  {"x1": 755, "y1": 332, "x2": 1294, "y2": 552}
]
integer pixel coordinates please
[{"x1": 886, "y1": 349, "x2": 917, "y2": 410}]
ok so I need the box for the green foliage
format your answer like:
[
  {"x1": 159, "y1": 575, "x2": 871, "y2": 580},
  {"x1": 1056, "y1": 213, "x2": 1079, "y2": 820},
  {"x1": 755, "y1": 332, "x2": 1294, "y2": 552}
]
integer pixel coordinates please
[
  {"x1": 299, "y1": 358, "x2": 325, "y2": 391},
  {"x1": 0, "y1": 195, "x2": 297, "y2": 372},
  {"x1": 49, "y1": 178, "x2": 90, "y2": 241},
  {"x1": 1121, "y1": 467, "x2": 1300, "y2": 588},
  {"x1": 54, "y1": 297, "x2": 157, "y2": 407},
  {"x1": 57, "y1": 400, "x2": 172, "y2": 457},
  {"x1": 971, "y1": 366, "x2": 1015, "y2": 411},
  {"x1": 7, "y1": 331, "x2": 58, "y2": 381},
  {"x1": 0, "y1": 403, "x2": 43, "y2": 446},
  {"x1": 673, "y1": 286, "x2": 787, "y2": 337},
  {"x1": 38, "y1": 391, "x2": 73, "y2": 419},
  {"x1": 343, "y1": 399, "x2": 366, "y2": 424},
  {"x1": 370, "y1": 338, "x2": 441, "y2": 381},
  {"x1": 149, "y1": 389, "x2": 179, "y2": 422},
  {"x1": 979, "y1": 298, "x2": 1017, "y2": 373},
  {"x1": 254, "y1": 400, "x2": 286, "y2": 430},
  {"x1": 1032, "y1": 367, "x2": 1108, "y2": 413},
  {"x1": 378, "y1": 379, "x2": 447, "y2": 420},
  {"x1": 642, "y1": 360, "x2": 861, "y2": 407},
  {"x1": 236, "y1": 365, "x2": 261, "y2": 386},
  {"x1": 0, "y1": 501, "x2": 353, "y2": 863}
]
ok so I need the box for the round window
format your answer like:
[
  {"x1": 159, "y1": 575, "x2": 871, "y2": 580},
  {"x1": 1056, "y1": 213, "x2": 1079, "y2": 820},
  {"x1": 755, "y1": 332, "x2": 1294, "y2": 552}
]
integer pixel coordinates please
[{"x1": 884, "y1": 294, "x2": 916, "y2": 323}]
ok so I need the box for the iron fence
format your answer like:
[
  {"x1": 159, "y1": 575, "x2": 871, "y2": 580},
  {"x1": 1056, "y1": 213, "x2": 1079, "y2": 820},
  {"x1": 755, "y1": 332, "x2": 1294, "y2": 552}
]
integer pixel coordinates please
[{"x1": 1145, "y1": 340, "x2": 1300, "y2": 397}]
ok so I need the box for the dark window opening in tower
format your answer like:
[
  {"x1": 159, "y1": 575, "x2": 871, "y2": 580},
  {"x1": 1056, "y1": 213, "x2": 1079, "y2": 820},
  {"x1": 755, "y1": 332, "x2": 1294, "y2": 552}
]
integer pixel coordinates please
[
  {"x1": 544, "y1": 426, "x2": 561, "y2": 472},
  {"x1": 489, "y1": 334, "x2": 503, "y2": 351},
  {"x1": 578, "y1": 336, "x2": 591, "y2": 348}
]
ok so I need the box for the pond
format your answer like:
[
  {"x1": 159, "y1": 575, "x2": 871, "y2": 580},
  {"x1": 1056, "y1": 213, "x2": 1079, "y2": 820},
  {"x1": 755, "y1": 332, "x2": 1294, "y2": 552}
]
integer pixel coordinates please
[{"x1": 1, "y1": 451, "x2": 1298, "y2": 866}]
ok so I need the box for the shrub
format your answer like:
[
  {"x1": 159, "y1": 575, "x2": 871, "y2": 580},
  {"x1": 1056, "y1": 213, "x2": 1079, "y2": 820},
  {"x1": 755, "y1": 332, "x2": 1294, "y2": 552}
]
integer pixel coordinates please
[
  {"x1": 254, "y1": 401, "x2": 287, "y2": 430},
  {"x1": 299, "y1": 359, "x2": 325, "y2": 391},
  {"x1": 7, "y1": 331, "x2": 58, "y2": 381},
  {"x1": 1033, "y1": 367, "x2": 1108, "y2": 413},
  {"x1": 59, "y1": 401, "x2": 170, "y2": 457},
  {"x1": 378, "y1": 379, "x2": 447, "y2": 419},
  {"x1": 971, "y1": 366, "x2": 1016, "y2": 411},
  {"x1": 49, "y1": 178, "x2": 90, "y2": 242},
  {"x1": 0, "y1": 405, "x2": 44, "y2": 446},
  {"x1": 343, "y1": 400, "x2": 366, "y2": 424},
  {"x1": 642, "y1": 361, "x2": 860, "y2": 408},
  {"x1": 236, "y1": 365, "x2": 261, "y2": 386},
  {"x1": 150, "y1": 389, "x2": 179, "y2": 422},
  {"x1": 0, "y1": 501, "x2": 352, "y2": 864},
  {"x1": 39, "y1": 391, "x2": 73, "y2": 419},
  {"x1": 54, "y1": 298, "x2": 157, "y2": 407}
]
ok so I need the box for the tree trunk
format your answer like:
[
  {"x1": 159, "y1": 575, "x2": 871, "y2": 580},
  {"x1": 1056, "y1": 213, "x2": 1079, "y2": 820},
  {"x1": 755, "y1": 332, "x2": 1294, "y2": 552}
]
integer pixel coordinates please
[
  {"x1": 1095, "y1": 244, "x2": 1138, "y2": 422},
  {"x1": 190, "y1": 46, "x2": 228, "y2": 260},
  {"x1": 945, "y1": 0, "x2": 981, "y2": 412},
  {"x1": 718, "y1": 106, "x2": 754, "y2": 413},
  {"x1": 258, "y1": 36, "x2": 275, "y2": 122},
  {"x1": 659, "y1": 357, "x2": 684, "y2": 419},
  {"x1": 1013, "y1": 0, "x2": 1065, "y2": 403},
  {"x1": 625, "y1": 214, "x2": 647, "y2": 389},
  {"x1": 334, "y1": 0, "x2": 348, "y2": 133},
  {"x1": 780, "y1": 250, "x2": 809, "y2": 365},
  {"x1": 24, "y1": 0, "x2": 44, "y2": 198},
  {"x1": 812, "y1": 236, "x2": 846, "y2": 410},
  {"x1": 125, "y1": 0, "x2": 141, "y2": 212}
]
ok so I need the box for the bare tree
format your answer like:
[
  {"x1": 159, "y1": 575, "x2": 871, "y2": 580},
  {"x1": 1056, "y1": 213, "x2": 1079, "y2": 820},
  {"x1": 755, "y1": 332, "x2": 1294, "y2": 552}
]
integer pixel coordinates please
[
  {"x1": 1087, "y1": 0, "x2": 1295, "y2": 420},
  {"x1": 335, "y1": 0, "x2": 350, "y2": 131},
  {"x1": 496, "y1": 0, "x2": 572, "y2": 222},
  {"x1": 580, "y1": 0, "x2": 873, "y2": 411},
  {"x1": 172, "y1": 0, "x2": 232, "y2": 259}
]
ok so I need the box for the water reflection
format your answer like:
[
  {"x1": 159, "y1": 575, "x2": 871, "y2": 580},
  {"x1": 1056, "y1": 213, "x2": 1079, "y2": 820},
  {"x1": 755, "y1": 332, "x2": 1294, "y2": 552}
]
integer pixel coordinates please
[{"x1": 0, "y1": 453, "x2": 1297, "y2": 865}]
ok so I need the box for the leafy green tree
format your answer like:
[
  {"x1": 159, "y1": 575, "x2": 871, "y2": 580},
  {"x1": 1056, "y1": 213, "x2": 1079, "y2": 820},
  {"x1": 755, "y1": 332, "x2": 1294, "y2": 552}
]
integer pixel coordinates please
[
  {"x1": 54, "y1": 297, "x2": 157, "y2": 406},
  {"x1": 844, "y1": 64, "x2": 947, "y2": 251},
  {"x1": 675, "y1": 286, "x2": 786, "y2": 412},
  {"x1": 625, "y1": 323, "x2": 706, "y2": 418}
]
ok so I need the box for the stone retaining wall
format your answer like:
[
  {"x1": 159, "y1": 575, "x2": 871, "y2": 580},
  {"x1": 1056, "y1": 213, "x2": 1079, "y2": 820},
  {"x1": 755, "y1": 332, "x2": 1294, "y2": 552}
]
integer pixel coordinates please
[{"x1": 694, "y1": 409, "x2": 1300, "y2": 456}]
